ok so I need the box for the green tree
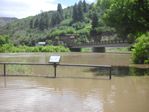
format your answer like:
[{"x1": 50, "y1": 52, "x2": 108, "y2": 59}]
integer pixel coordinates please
[
  {"x1": 72, "y1": 4, "x2": 78, "y2": 22},
  {"x1": 30, "y1": 19, "x2": 33, "y2": 29},
  {"x1": 39, "y1": 16, "x2": 44, "y2": 30},
  {"x1": 83, "y1": 0, "x2": 88, "y2": 13},
  {"x1": 0, "y1": 35, "x2": 9, "y2": 45},
  {"x1": 50, "y1": 12, "x2": 61, "y2": 27},
  {"x1": 50, "y1": 13, "x2": 56, "y2": 27},
  {"x1": 78, "y1": 1, "x2": 84, "y2": 21},
  {"x1": 50, "y1": 4, "x2": 64, "y2": 27},
  {"x1": 97, "y1": 0, "x2": 112, "y2": 13},
  {"x1": 39, "y1": 12, "x2": 49, "y2": 30},
  {"x1": 90, "y1": 11, "x2": 101, "y2": 42},
  {"x1": 91, "y1": 11, "x2": 99, "y2": 29},
  {"x1": 72, "y1": 1, "x2": 84, "y2": 22},
  {"x1": 34, "y1": 18, "x2": 39, "y2": 28},
  {"x1": 132, "y1": 32, "x2": 149, "y2": 64},
  {"x1": 102, "y1": 0, "x2": 149, "y2": 40},
  {"x1": 57, "y1": 3, "x2": 63, "y2": 20}
]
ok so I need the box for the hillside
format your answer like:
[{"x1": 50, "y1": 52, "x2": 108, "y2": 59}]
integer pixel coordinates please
[
  {"x1": 0, "y1": 1, "x2": 96, "y2": 46},
  {"x1": 2, "y1": 0, "x2": 145, "y2": 46},
  {"x1": 0, "y1": 17, "x2": 17, "y2": 27}
]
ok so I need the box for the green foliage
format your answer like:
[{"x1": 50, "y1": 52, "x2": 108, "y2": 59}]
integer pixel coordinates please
[
  {"x1": 48, "y1": 26, "x2": 75, "y2": 37},
  {"x1": 81, "y1": 48, "x2": 92, "y2": 52},
  {"x1": 72, "y1": 0, "x2": 88, "y2": 22},
  {"x1": 72, "y1": 22, "x2": 86, "y2": 30},
  {"x1": 83, "y1": 0, "x2": 88, "y2": 13},
  {"x1": 91, "y1": 11, "x2": 98, "y2": 29},
  {"x1": 72, "y1": 4, "x2": 79, "y2": 22},
  {"x1": 57, "y1": 3, "x2": 64, "y2": 20},
  {"x1": 102, "y1": 0, "x2": 149, "y2": 40},
  {"x1": 78, "y1": 1, "x2": 84, "y2": 21},
  {"x1": 51, "y1": 12, "x2": 62, "y2": 27},
  {"x1": 0, "y1": 17, "x2": 17, "y2": 27},
  {"x1": 39, "y1": 12, "x2": 49, "y2": 30},
  {"x1": 0, "y1": 35, "x2": 9, "y2": 45},
  {"x1": 51, "y1": 4, "x2": 64, "y2": 27},
  {"x1": 0, "y1": 44, "x2": 70, "y2": 53},
  {"x1": 60, "y1": 19, "x2": 72, "y2": 26},
  {"x1": 0, "y1": 0, "x2": 117, "y2": 47},
  {"x1": 97, "y1": 0, "x2": 113, "y2": 12},
  {"x1": 132, "y1": 32, "x2": 149, "y2": 64},
  {"x1": 30, "y1": 12, "x2": 50, "y2": 30},
  {"x1": 0, "y1": 1, "x2": 93, "y2": 46}
]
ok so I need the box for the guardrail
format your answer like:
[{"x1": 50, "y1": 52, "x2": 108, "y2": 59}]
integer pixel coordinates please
[
  {"x1": 0, "y1": 62, "x2": 112, "y2": 80},
  {"x1": 67, "y1": 39, "x2": 132, "y2": 48}
]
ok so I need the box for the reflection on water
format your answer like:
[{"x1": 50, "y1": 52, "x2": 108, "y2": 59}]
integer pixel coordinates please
[
  {"x1": 112, "y1": 66, "x2": 149, "y2": 76},
  {"x1": 0, "y1": 76, "x2": 149, "y2": 112}
]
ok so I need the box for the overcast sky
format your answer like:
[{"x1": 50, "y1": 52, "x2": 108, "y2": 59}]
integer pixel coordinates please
[{"x1": 0, "y1": 0, "x2": 96, "y2": 19}]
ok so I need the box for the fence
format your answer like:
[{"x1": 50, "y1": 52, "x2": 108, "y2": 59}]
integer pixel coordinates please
[{"x1": 0, "y1": 62, "x2": 112, "y2": 80}]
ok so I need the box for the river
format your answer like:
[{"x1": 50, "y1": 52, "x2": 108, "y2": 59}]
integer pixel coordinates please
[{"x1": 0, "y1": 52, "x2": 149, "y2": 112}]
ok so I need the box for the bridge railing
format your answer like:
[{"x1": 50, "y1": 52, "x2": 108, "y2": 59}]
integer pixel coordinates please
[{"x1": 67, "y1": 39, "x2": 130, "y2": 47}]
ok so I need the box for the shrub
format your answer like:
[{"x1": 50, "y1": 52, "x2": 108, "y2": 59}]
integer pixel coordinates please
[
  {"x1": 132, "y1": 33, "x2": 149, "y2": 64},
  {"x1": 0, "y1": 35, "x2": 9, "y2": 46},
  {"x1": 0, "y1": 44, "x2": 70, "y2": 53}
]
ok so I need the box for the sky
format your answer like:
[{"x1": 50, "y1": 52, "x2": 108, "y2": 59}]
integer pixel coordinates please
[{"x1": 0, "y1": 0, "x2": 96, "y2": 19}]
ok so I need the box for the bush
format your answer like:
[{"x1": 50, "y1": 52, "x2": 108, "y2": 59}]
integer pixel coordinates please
[
  {"x1": 132, "y1": 33, "x2": 149, "y2": 64},
  {"x1": 48, "y1": 27, "x2": 75, "y2": 37},
  {"x1": 0, "y1": 35, "x2": 9, "y2": 46},
  {"x1": 60, "y1": 19, "x2": 72, "y2": 26},
  {"x1": 0, "y1": 44, "x2": 70, "y2": 53}
]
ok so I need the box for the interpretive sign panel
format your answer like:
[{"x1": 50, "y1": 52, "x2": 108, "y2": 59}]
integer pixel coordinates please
[{"x1": 49, "y1": 55, "x2": 61, "y2": 63}]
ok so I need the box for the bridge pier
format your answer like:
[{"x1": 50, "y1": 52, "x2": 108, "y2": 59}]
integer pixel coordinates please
[
  {"x1": 92, "y1": 47, "x2": 105, "y2": 53},
  {"x1": 69, "y1": 48, "x2": 81, "y2": 52}
]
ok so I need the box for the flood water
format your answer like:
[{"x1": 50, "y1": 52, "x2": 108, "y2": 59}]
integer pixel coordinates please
[{"x1": 0, "y1": 53, "x2": 149, "y2": 112}]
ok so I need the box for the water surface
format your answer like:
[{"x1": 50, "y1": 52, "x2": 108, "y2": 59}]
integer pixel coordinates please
[
  {"x1": 0, "y1": 76, "x2": 149, "y2": 112},
  {"x1": 0, "y1": 53, "x2": 149, "y2": 112}
]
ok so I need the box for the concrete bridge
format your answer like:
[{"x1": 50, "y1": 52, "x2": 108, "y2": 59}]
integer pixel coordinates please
[{"x1": 67, "y1": 39, "x2": 132, "y2": 52}]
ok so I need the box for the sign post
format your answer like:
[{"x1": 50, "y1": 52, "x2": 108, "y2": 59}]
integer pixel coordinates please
[{"x1": 49, "y1": 55, "x2": 61, "y2": 78}]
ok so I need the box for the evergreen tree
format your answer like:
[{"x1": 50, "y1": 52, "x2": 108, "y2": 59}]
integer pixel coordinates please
[
  {"x1": 57, "y1": 3, "x2": 63, "y2": 20},
  {"x1": 51, "y1": 13, "x2": 56, "y2": 27},
  {"x1": 57, "y1": 4, "x2": 64, "y2": 21},
  {"x1": 72, "y1": 4, "x2": 78, "y2": 22},
  {"x1": 36, "y1": 12, "x2": 49, "y2": 30},
  {"x1": 55, "y1": 12, "x2": 62, "y2": 24},
  {"x1": 50, "y1": 12, "x2": 61, "y2": 27},
  {"x1": 83, "y1": 0, "x2": 87, "y2": 13},
  {"x1": 90, "y1": 11, "x2": 99, "y2": 41},
  {"x1": 39, "y1": 13, "x2": 44, "y2": 30},
  {"x1": 91, "y1": 12, "x2": 98, "y2": 29},
  {"x1": 34, "y1": 18, "x2": 39, "y2": 28},
  {"x1": 30, "y1": 19, "x2": 33, "y2": 29},
  {"x1": 78, "y1": 1, "x2": 84, "y2": 21},
  {"x1": 72, "y1": 1, "x2": 84, "y2": 22},
  {"x1": 43, "y1": 12, "x2": 49, "y2": 29}
]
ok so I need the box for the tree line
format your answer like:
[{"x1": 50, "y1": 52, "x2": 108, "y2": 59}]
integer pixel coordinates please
[{"x1": 29, "y1": 0, "x2": 90, "y2": 30}]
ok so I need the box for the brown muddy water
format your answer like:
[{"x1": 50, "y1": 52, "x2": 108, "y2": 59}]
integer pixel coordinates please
[{"x1": 0, "y1": 53, "x2": 149, "y2": 112}]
